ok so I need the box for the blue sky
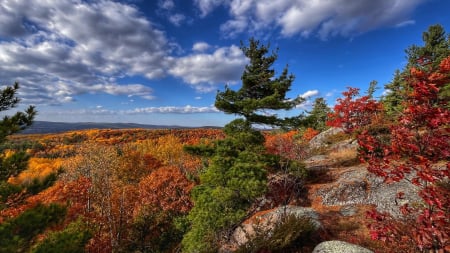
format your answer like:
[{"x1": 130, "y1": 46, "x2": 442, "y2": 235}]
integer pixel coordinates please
[{"x1": 0, "y1": 0, "x2": 449, "y2": 127}]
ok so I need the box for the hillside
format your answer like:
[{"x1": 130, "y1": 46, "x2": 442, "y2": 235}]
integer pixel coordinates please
[{"x1": 0, "y1": 128, "x2": 408, "y2": 252}]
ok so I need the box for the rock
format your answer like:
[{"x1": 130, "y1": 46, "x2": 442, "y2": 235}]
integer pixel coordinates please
[
  {"x1": 312, "y1": 240, "x2": 373, "y2": 253},
  {"x1": 316, "y1": 166, "x2": 421, "y2": 218},
  {"x1": 230, "y1": 206, "x2": 321, "y2": 248},
  {"x1": 309, "y1": 127, "x2": 344, "y2": 149},
  {"x1": 366, "y1": 173, "x2": 421, "y2": 218},
  {"x1": 317, "y1": 167, "x2": 369, "y2": 206}
]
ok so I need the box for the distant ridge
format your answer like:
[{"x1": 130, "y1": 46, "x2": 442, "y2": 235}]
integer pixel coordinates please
[{"x1": 20, "y1": 121, "x2": 220, "y2": 134}]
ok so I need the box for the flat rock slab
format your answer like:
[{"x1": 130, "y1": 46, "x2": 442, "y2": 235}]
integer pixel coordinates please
[
  {"x1": 312, "y1": 240, "x2": 373, "y2": 253},
  {"x1": 316, "y1": 166, "x2": 421, "y2": 218}
]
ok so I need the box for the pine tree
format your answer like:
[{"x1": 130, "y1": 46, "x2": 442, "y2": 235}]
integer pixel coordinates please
[
  {"x1": 382, "y1": 24, "x2": 450, "y2": 115},
  {"x1": 304, "y1": 97, "x2": 331, "y2": 132},
  {"x1": 182, "y1": 39, "x2": 303, "y2": 252},
  {"x1": 406, "y1": 24, "x2": 450, "y2": 71},
  {"x1": 215, "y1": 38, "x2": 303, "y2": 126},
  {"x1": 0, "y1": 82, "x2": 36, "y2": 198},
  {"x1": 383, "y1": 70, "x2": 406, "y2": 117}
]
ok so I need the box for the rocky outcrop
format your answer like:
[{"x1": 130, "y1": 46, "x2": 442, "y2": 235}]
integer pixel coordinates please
[
  {"x1": 309, "y1": 127, "x2": 345, "y2": 149},
  {"x1": 316, "y1": 166, "x2": 421, "y2": 217},
  {"x1": 222, "y1": 205, "x2": 321, "y2": 251},
  {"x1": 312, "y1": 240, "x2": 373, "y2": 253}
]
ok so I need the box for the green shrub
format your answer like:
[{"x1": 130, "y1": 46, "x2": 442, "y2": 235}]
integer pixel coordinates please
[
  {"x1": 0, "y1": 203, "x2": 66, "y2": 252},
  {"x1": 30, "y1": 218, "x2": 91, "y2": 253}
]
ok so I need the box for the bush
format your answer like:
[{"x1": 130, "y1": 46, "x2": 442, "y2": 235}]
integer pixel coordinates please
[
  {"x1": 30, "y1": 218, "x2": 92, "y2": 253},
  {"x1": 0, "y1": 203, "x2": 66, "y2": 252}
]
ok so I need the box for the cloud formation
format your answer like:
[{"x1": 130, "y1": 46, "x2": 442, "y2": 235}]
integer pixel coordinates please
[
  {"x1": 168, "y1": 45, "x2": 248, "y2": 92},
  {"x1": 195, "y1": 0, "x2": 425, "y2": 39},
  {"x1": 0, "y1": 0, "x2": 169, "y2": 104},
  {"x1": 53, "y1": 105, "x2": 219, "y2": 116},
  {"x1": 127, "y1": 105, "x2": 219, "y2": 114},
  {"x1": 0, "y1": 0, "x2": 246, "y2": 105},
  {"x1": 300, "y1": 90, "x2": 319, "y2": 99}
]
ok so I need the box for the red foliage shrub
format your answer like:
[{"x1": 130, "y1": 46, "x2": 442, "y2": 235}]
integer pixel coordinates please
[{"x1": 360, "y1": 57, "x2": 450, "y2": 251}]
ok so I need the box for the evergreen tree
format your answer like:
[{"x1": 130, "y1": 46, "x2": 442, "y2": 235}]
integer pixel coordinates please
[
  {"x1": 304, "y1": 97, "x2": 331, "y2": 132},
  {"x1": 382, "y1": 24, "x2": 450, "y2": 115},
  {"x1": 0, "y1": 82, "x2": 36, "y2": 200},
  {"x1": 30, "y1": 218, "x2": 91, "y2": 253},
  {"x1": 0, "y1": 82, "x2": 36, "y2": 143},
  {"x1": 406, "y1": 24, "x2": 450, "y2": 71},
  {"x1": 0, "y1": 204, "x2": 67, "y2": 252},
  {"x1": 383, "y1": 70, "x2": 405, "y2": 117},
  {"x1": 182, "y1": 39, "x2": 303, "y2": 252},
  {"x1": 215, "y1": 38, "x2": 303, "y2": 126}
]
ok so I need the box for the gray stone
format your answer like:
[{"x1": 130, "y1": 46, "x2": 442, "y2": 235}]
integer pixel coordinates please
[
  {"x1": 309, "y1": 127, "x2": 344, "y2": 149},
  {"x1": 312, "y1": 240, "x2": 373, "y2": 253},
  {"x1": 316, "y1": 166, "x2": 421, "y2": 218},
  {"x1": 231, "y1": 205, "x2": 321, "y2": 247}
]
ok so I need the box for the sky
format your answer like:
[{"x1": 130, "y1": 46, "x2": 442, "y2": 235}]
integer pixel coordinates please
[{"x1": 0, "y1": 0, "x2": 449, "y2": 127}]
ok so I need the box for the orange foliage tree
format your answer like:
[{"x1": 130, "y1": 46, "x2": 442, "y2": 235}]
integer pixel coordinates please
[{"x1": 138, "y1": 165, "x2": 194, "y2": 214}]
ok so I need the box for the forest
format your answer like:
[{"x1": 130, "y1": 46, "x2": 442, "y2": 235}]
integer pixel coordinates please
[{"x1": 0, "y1": 24, "x2": 448, "y2": 253}]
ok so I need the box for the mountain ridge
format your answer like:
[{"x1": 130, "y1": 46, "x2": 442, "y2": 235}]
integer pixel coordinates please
[{"x1": 20, "y1": 121, "x2": 220, "y2": 134}]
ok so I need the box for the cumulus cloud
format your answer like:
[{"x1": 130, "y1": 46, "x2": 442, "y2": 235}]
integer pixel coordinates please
[
  {"x1": 0, "y1": 0, "x2": 254, "y2": 106},
  {"x1": 169, "y1": 45, "x2": 248, "y2": 92},
  {"x1": 159, "y1": 0, "x2": 175, "y2": 10},
  {"x1": 194, "y1": 0, "x2": 227, "y2": 17},
  {"x1": 196, "y1": 0, "x2": 426, "y2": 39},
  {"x1": 169, "y1": 13, "x2": 187, "y2": 26},
  {"x1": 0, "y1": 0, "x2": 171, "y2": 105},
  {"x1": 293, "y1": 89, "x2": 319, "y2": 109},
  {"x1": 48, "y1": 105, "x2": 220, "y2": 117},
  {"x1": 300, "y1": 90, "x2": 319, "y2": 99},
  {"x1": 192, "y1": 42, "x2": 211, "y2": 52}
]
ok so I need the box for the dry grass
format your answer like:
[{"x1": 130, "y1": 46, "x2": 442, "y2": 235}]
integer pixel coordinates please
[{"x1": 329, "y1": 148, "x2": 359, "y2": 167}]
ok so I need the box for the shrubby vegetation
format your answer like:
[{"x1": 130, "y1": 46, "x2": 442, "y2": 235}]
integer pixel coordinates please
[{"x1": 328, "y1": 24, "x2": 449, "y2": 252}]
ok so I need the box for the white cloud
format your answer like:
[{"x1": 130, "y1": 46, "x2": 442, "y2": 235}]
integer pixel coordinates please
[
  {"x1": 294, "y1": 89, "x2": 319, "y2": 109},
  {"x1": 127, "y1": 105, "x2": 219, "y2": 114},
  {"x1": 192, "y1": 42, "x2": 211, "y2": 52},
  {"x1": 395, "y1": 20, "x2": 415, "y2": 28},
  {"x1": 194, "y1": 0, "x2": 227, "y2": 17},
  {"x1": 48, "y1": 105, "x2": 220, "y2": 117},
  {"x1": 1, "y1": 0, "x2": 258, "y2": 106},
  {"x1": 300, "y1": 90, "x2": 319, "y2": 99},
  {"x1": 198, "y1": 0, "x2": 426, "y2": 39},
  {"x1": 159, "y1": 0, "x2": 175, "y2": 10},
  {"x1": 169, "y1": 13, "x2": 186, "y2": 26},
  {"x1": 0, "y1": 0, "x2": 167, "y2": 105},
  {"x1": 169, "y1": 45, "x2": 248, "y2": 92}
]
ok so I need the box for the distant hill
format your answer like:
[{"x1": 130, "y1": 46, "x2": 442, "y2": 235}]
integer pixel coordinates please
[{"x1": 20, "y1": 121, "x2": 219, "y2": 134}]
